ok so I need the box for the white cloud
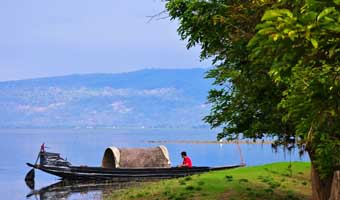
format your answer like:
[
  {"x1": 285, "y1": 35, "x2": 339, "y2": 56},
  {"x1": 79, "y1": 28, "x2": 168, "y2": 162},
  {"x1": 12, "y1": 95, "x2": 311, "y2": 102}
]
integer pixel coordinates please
[
  {"x1": 110, "y1": 101, "x2": 132, "y2": 114},
  {"x1": 65, "y1": 87, "x2": 179, "y2": 98},
  {"x1": 16, "y1": 102, "x2": 65, "y2": 113}
]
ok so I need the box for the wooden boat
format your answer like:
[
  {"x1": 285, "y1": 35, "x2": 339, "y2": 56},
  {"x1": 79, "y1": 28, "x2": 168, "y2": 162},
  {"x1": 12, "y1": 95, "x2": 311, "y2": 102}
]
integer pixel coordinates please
[
  {"x1": 26, "y1": 145, "x2": 244, "y2": 181},
  {"x1": 26, "y1": 162, "x2": 242, "y2": 181}
]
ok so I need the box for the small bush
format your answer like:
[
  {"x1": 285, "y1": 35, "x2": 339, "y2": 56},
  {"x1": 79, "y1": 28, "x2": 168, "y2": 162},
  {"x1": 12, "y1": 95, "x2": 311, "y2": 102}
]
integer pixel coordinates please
[
  {"x1": 179, "y1": 180, "x2": 186, "y2": 185},
  {"x1": 185, "y1": 185, "x2": 195, "y2": 191},
  {"x1": 174, "y1": 195, "x2": 187, "y2": 200},
  {"x1": 239, "y1": 178, "x2": 249, "y2": 183},
  {"x1": 285, "y1": 193, "x2": 299, "y2": 200},
  {"x1": 197, "y1": 181, "x2": 205, "y2": 185},
  {"x1": 268, "y1": 181, "x2": 281, "y2": 189},
  {"x1": 264, "y1": 188, "x2": 274, "y2": 194},
  {"x1": 167, "y1": 194, "x2": 176, "y2": 200},
  {"x1": 195, "y1": 186, "x2": 202, "y2": 191},
  {"x1": 225, "y1": 175, "x2": 233, "y2": 182},
  {"x1": 261, "y1": 177, "x2": 272, "y2": 183},
  {"x1": 136, "y1": 193, "x2": 144, "y2": 198}
]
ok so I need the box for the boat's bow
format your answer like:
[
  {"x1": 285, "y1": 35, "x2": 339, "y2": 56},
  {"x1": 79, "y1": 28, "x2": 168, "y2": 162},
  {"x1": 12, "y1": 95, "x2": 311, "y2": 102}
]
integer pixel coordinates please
[
  {"x1": 26, "y1": 163, "x2": 37, "y2": 168},
  {"x1": 209, "y1": 164, "x2": 245, "y2": 171}
]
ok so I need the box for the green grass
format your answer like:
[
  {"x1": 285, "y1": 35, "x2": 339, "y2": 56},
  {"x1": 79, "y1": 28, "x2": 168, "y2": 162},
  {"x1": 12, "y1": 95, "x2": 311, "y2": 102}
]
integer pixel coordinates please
[{"x1": 105, "y1": 162, "x2": 312, "y2": 200}]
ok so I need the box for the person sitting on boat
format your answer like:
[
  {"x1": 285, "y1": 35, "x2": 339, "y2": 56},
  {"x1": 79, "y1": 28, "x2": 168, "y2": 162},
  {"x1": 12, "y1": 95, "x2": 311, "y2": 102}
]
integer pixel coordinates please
[{"x1": 179, "y1": 151, "x2": 192, "y2": 168}]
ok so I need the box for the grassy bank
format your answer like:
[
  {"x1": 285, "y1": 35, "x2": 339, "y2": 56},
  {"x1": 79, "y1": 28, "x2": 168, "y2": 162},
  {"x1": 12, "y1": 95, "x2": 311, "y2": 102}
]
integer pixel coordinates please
[{"x1": 105, "y1": 162, "x2": 311, "y2": 200}]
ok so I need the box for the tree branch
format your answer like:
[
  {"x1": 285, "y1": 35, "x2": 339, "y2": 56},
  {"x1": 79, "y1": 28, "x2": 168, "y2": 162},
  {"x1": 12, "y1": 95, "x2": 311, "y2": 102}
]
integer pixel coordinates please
[{"x1": 146, "y1": 10, "x2": 169, "y2": 23}]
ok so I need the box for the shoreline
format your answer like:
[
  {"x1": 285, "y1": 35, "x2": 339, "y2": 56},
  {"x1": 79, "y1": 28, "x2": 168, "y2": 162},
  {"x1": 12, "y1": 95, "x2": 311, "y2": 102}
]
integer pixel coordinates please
[{"x1": 147, "y1": 140, "x2": 273, "y2": 144}]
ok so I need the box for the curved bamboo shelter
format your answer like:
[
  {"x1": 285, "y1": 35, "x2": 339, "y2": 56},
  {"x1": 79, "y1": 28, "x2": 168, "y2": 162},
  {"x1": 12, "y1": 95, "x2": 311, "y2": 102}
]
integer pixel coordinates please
[{"x1": 101, "y1": 145, "x2": 171, "y2": 169}]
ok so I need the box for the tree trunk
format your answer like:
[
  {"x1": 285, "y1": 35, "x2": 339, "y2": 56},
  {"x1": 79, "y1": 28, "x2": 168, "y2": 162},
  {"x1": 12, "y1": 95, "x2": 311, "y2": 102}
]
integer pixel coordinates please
[
  {"x1": 329, "y1": 170, "x2": 340, "y2": 200},
  {"x1": 310, "y1": 163, "x2": 333, "y2": 200}
]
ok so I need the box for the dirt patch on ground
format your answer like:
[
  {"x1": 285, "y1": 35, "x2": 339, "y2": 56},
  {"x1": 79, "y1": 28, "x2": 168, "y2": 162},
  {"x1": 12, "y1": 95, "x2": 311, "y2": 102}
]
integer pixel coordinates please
[{"x1": 220, "y1": 189, "x2": 240, "y2": 200}]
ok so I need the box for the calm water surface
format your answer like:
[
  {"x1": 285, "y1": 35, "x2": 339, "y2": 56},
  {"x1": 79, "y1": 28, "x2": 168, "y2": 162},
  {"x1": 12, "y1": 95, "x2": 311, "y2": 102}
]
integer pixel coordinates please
[{"x1": 0, "y1": 128, "x2": 309, "y2": 200}]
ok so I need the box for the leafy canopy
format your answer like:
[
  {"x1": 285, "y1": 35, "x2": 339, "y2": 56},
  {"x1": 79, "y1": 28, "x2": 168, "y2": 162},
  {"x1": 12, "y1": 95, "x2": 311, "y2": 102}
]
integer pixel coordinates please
[{"x1": 166, "y1": 0, "x2": 340, "y2": 178}]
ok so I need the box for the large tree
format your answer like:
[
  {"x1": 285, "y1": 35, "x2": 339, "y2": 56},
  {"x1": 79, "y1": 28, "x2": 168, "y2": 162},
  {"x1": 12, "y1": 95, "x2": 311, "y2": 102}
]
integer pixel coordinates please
[{"x1": 166, "y1": 0, "x2": 340, "y2": 199}]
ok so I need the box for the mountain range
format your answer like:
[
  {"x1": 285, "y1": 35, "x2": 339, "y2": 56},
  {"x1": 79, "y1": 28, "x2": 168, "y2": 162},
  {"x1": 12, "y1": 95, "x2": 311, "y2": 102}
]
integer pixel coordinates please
[{"x1": 0, "y1": 68, "x2": 214, "y2": 128}]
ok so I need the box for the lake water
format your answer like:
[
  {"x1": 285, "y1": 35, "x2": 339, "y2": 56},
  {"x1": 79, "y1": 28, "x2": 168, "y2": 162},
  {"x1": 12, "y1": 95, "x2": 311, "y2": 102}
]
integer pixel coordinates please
[{"x1": 0, "y1": 128, "x2": 309, "y2": 200}]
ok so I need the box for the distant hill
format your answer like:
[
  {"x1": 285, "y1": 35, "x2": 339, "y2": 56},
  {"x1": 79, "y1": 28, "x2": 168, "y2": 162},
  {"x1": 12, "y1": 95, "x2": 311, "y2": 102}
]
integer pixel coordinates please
[{"x1": 0, "y1": 68, "x2": 214, "y2": 128}]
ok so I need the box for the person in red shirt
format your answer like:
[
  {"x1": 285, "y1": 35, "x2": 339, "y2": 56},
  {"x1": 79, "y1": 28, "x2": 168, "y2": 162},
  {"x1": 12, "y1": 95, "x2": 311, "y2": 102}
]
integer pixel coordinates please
[{"x1": 179, "y1": 151, "x2": 192, "y2": 168}]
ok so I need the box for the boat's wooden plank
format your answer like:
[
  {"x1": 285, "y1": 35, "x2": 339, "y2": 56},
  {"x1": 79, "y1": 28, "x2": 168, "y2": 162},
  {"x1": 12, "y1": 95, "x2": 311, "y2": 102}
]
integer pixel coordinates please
[
  {"x1": 27, "y1": 162, "x2": 243, "y2": 181},
  {"x1": 210, "y1": 164, "x2": 245, "y2": 171}
]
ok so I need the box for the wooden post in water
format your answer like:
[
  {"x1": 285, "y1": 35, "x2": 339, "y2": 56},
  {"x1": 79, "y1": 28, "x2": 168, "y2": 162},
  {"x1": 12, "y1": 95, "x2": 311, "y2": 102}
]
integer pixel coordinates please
[{"x1": 236, "y1": 142, "x2": 245, "y2": 166}]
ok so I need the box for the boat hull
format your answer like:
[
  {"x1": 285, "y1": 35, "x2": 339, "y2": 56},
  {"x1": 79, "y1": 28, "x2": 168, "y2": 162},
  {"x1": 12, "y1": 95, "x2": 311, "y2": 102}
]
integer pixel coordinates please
[{"x1": 27, "y1": 163, "x2": 242, "y2": 181}]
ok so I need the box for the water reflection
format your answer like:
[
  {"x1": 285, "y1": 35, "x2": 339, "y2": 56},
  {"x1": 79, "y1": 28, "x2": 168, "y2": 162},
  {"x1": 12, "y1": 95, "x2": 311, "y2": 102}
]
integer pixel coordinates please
[{"x1": 26, "y1": 180, "x2": 141, "y2": 200}]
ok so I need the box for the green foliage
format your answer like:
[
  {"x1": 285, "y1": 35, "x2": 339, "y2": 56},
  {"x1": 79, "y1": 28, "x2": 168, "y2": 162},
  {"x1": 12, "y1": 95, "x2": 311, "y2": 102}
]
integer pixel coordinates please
[
  {"x1": 166, "y1": 0, "x2": 340, "y2": 179},
  {"x1": 167, "y1": 0, "x2": 289, "y2": 141},
  {"x1": 248, "y1": 0, "x2": 340, "y2": 178}
]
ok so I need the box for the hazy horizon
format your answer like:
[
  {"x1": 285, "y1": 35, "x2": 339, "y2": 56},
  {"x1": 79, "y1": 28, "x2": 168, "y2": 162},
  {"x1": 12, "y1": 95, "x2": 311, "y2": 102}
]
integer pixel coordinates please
[{"x1": 0, "y1": 67, "x2": 210, "y2": 82}]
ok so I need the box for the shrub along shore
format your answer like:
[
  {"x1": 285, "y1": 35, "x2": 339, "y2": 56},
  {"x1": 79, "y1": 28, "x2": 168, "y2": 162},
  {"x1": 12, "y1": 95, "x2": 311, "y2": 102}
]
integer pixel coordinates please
[{"x1": 105, "y1": 162, "x2": 311, "y2": 200}]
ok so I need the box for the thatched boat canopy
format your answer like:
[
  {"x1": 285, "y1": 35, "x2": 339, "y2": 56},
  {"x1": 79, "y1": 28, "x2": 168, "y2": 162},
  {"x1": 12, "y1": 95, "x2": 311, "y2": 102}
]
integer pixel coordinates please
[{"x1": 102, "y1": 145, "x2": 171, "y2": 168}]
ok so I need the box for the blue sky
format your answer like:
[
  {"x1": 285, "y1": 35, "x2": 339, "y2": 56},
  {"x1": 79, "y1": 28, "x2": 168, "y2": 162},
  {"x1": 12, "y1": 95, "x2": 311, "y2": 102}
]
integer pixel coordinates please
[{"x1": 0, "y1": 0, "x2": 210, "y2": 81}]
